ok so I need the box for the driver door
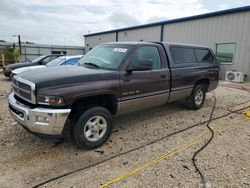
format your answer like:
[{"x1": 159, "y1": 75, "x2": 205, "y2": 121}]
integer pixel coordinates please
[{"x1": 119, "y1": 45, "x2": 170, "y2": 114}]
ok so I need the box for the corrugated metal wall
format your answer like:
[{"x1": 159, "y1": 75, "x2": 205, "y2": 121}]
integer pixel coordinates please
[
  {"x1": 85, "y1": 26, "x2": 161, "y2": 52},
  {"x1": 21, "y1": 45, "x2": 85, "y2": 62},
  {"x1": 85, "y1": 33, "x2": 116, "y2": 52},
  {"x1": 0, "y1": 42, "x2": 85, "y2": 63},
  {"x1": 117, "y1": 26, "x2": 161, "y2": 42},
  {"x1": 163, "y1": 11, "x2": 250, "y2": 80}
]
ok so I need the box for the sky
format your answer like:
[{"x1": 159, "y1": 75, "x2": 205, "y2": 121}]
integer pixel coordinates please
[{"x1": 0, "y1": 0, "x2": 249, "y2": 46}]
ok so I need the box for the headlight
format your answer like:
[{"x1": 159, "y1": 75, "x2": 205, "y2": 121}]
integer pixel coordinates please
[{"x1": 37, "y1": 95, "x2": 65, "y2": 106}]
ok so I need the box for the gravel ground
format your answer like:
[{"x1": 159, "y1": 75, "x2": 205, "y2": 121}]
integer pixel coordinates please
[{"x1": 0, "y1": 73, "x2": 250, "y2": 188}]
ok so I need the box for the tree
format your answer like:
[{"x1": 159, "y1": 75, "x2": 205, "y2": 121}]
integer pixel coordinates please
[{"x1": 0, "y1": 46, "x2": 20, "y2": 63}]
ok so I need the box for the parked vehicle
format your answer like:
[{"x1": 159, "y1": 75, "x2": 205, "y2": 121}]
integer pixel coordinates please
[
  {"x1": 11, "y1": 55, "x2": 83, "y2": 77},
  {"x1": 8, "y1": 42, "x2": 219, "y2": 149},
  {"x1": 3, "y1": 54, "x2": 61, "y2": 77}
]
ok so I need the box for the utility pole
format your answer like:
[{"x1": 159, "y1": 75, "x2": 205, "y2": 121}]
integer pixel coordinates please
[
  {"x1": 18, "y1": 35, "x2": 21, "y2": 55},
  {"x1": 13, "y1": 35, "x2": 22, "y2": 55}
]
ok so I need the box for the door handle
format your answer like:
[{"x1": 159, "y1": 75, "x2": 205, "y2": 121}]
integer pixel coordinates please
[
  {"x1": 160, "y1": 74, "x2": 166, "y2": 78},
  {"x1": 123, "y1": 78, "x2": 130, "y2": 82}
]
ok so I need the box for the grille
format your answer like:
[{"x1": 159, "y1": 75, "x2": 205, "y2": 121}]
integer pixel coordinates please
[{"x1": 12, "y1": 77, "x2": 35, "y2": 103}]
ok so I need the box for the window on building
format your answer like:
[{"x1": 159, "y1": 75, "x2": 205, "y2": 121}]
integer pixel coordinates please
[
  {"x1": 52, "y1": 50, "x2": 66, "y2": 55},
  {"x1": 194, "y1": 49, "x2": 214, "y2": 63},
  {"x1": 170, "y1": 47, "x2": 196, "y2": 63},
  {"x1": 130, "y1": 46, "x2": 161, "y2": 69},
  {"x1": 216, "y1": 43, "x2": 235, "y2": 64}
]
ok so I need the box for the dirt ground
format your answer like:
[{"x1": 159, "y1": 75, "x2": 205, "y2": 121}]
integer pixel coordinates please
[{"x1": 0, "y1": 72, "x2": 250, "y2": 188}]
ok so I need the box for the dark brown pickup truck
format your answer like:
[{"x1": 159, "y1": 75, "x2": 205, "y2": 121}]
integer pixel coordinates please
[{"x1": 8, "y1": 42, "x2": 219, "y2": 149}]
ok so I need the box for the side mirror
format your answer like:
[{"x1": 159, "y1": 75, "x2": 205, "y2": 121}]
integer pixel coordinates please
[{"x1": 127, "y1": 59, "x2": 153, "y2": 72}]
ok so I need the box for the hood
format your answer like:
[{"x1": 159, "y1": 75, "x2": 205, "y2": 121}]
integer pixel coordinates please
[
  {"x1": 17, "y1": 65, "x2": 118, "y2": 89},
  {"x1": 5, "y1": 62, "x2": 38, "y2": 70},
  {"x1": 12, "y1": 65, "x2": 46, "y2": 75}
]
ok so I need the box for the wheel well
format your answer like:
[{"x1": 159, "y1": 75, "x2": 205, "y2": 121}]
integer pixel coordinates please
[
  {"x1": 194, "y1": 79, "x2": 209, "y2": 92},
  {"x1": 69, "y1": 94, "x2": 118, "y2": 119}
]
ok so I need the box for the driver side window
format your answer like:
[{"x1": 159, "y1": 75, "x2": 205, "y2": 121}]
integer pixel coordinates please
[{"x1": 130, "y1": 46, "x2": 161, "y2": 69}]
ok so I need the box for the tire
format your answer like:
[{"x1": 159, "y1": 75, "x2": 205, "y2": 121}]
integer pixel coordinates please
[
  {"x1": 71, "y1": 106, "x2": 113, "y2": 149},
  {"x1": 186, "y1": 84, "x2": 206, "y2": 110}
]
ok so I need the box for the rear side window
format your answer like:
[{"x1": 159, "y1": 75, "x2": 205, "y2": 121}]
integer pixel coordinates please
[
  {"x1": 194, "y1": 49, "x2": 214, "y2": 63},
  {"x1": 40, "y1": 56, "x2": 53, "y2": 65},
  {"x1": 64, "y1": 58, "x2": 80, "y2": 65},
  {"x1": 170, "y1": 47, "x2": 196, "y2": 63}
]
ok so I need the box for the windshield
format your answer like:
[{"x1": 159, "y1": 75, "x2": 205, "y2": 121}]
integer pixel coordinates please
[
  {"x1": 31, "y1": 55, "x2": 47, "y2": 63},
  {"x1": 46, "y1": 57, "x2": 66, "y2": 67},
  {"x1": 78, "y1": 45, "x2": 130, "y2": 70}
]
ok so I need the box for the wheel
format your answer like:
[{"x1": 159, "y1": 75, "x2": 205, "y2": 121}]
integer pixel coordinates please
[
  {"x1": 71, "y1": 106, "x2": 113, "y2": 149},
  {"x1": 186, "y1": 84, "x2": 206, "y2": 110}
]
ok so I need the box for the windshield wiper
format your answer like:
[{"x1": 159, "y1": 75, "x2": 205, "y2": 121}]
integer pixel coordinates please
[{"x1": 83, "y1": 62, "x2": 99, "y2": 68}]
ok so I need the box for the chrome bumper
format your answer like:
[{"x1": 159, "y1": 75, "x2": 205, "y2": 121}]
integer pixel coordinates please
[{"x1": 8, "y1": 92, "x2": 71, "y2": 136}]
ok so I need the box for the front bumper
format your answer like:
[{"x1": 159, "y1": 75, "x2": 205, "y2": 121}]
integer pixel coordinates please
[
  {"x1": 3, "y1": 68, "x2": 11, "y2": 77},
  {"x1": 8, "y1": 92, "x2": 71, "y2": 136}
]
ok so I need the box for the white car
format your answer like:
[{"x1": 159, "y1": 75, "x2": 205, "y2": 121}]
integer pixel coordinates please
[{"x1": 11, "y1": 55, "x2": 83, "y2": 77}]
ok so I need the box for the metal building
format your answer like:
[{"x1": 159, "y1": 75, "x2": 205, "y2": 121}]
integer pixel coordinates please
[
  {"x1": 84, "y1": 6, "x2": 250, "y2": 81},
  {"x1": 0, "y1": 42, "x2": 85, "y2": 63}
]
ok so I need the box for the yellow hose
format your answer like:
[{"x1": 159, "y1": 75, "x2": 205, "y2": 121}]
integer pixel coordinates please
[{"x1": 243, "y1": 109, "x2": 250, "y2": 120}]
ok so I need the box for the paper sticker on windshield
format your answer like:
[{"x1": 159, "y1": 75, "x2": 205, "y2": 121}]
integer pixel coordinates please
[{"x1": 113, "y1": 48, "x2": 127, "y2": 53}]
